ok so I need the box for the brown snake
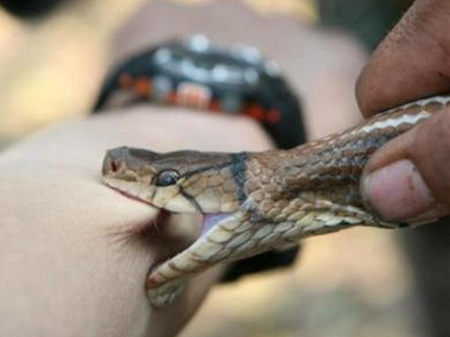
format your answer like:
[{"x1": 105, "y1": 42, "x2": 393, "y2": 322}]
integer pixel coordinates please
[{"x1": 102, "y1": 94, "x2": 449, "y2": 306}]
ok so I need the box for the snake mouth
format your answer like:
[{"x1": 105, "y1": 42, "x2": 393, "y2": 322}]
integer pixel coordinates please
[
  {"x1": 104, "y1": 175, "x2": 237, "y2": 233},
  {"x1": 147, "y1": 210, "x2": 240, "y2": 283},
  {"x1": 149, "y1": 212, "x2": 236, "y2": 261},
  {"x1": 104, "y1": 176, "x2": 233, "y2": 229},
  {"x1": 105, "y1": 179, "x2": 233, "y2": 231},
  {"x1": 200, "y1": 213, "x2": 233, "y2": 236},
  {"x1": 103, "y1": 176, "x2": 242, "y2": 279}
]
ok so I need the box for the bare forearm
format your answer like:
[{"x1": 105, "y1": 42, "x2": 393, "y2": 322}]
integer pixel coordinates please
[{"x1": 0, "y1": 108, "x2": 269, "y2": 336}]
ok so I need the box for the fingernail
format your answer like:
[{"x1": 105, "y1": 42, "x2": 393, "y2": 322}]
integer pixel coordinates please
[{"x1": 361, "y1": 160, "x2": 435, "y2": 221}]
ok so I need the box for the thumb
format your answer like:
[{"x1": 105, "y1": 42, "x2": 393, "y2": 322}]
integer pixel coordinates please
[{"x1": 361, "y1": 107, "x2": 450, "y2": 222}]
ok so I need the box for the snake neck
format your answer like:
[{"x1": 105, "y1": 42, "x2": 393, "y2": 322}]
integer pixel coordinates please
[{"x1": 246, "y1": 95, "x2": 450, "y2": 210}]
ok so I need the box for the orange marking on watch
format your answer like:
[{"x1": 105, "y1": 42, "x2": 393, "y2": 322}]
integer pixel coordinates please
[
  {"x1": 247, "y1": 105, "x2": 265, "y2": 121},
  {"x1": 135, "y1": 77, "x2": 152, "y2": 96}
]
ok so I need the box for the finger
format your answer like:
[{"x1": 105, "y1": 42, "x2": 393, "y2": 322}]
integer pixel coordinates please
[
  {"x1": 361, "y1": 107, "x2": 450, "y2": 221},
  {"x1": 356, "y1": 0, "x2": 450, "y2": 117}
]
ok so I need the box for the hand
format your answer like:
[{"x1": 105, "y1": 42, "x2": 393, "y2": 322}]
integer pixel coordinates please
[{"x1": 356, "y1": 0, "x2": 450, "y2": 222}]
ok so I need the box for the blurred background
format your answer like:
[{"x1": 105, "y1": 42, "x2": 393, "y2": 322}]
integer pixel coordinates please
[{"x1": 1, "y1": 1, "x2": 448, "y2": 337}]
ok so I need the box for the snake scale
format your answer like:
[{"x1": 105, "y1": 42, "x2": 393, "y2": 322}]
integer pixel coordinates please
[{"x1": 102, "y1": 94, "x2": 449, "y2": 306}]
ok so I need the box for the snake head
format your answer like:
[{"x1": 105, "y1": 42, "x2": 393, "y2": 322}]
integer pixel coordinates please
[
  {"x1": 102, "y1": 146, "x2": 289, "y2": 306},
  {"x1": 102, "y1": 146, "x2": 245, "y2": 214}
]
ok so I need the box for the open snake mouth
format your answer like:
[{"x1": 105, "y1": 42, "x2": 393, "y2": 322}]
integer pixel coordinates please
[
  {"x1": 104, "y1": 177, "x2": 238, "y2": 251},
  {"x1": 150, "y1": 212, "x2": 237, "y2": 266},
  {"x1": 106, "y1": 180, "x2": 234, "y2": 237},
  {"x1": 103, "y1": 173, "x2": 259, "y2": 305}
]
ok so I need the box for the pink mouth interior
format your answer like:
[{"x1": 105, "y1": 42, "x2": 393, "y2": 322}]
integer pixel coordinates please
[{"x1": 200, "y1": 213, "x2": 232, "y2": 236}]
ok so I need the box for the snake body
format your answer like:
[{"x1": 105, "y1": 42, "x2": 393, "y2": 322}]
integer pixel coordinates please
[{"x1": 102, "y1": 94, "x2": 450, "y2": 306}]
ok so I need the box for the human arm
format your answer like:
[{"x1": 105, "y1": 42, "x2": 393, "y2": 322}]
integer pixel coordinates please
[{"x1": 0, "y1": 108, "x2": 270, "y2": 337}]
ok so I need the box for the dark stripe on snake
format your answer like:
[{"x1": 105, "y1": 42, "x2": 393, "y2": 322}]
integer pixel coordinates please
[{"x1": 231, "y1": 152, "x2": 248, "y2": 203}]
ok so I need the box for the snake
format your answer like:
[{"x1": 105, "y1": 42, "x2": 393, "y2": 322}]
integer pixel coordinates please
[{"x1": 102, "y1": 94, "x2": 449, "y2": 306}]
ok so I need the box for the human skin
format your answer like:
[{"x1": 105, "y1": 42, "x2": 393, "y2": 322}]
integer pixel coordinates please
[
  {"x1": 0, "y1": 1, "x2": 365, "y2": 336},
  {"x1": 0, "y1": 2, "x2": 270, "y2": 336},
  {"x1": 358, "y1": 0, "x2": 450, "y2": 222},
  {"x1": 0, "y1": 109, "x2": 271, "y2": 337}
]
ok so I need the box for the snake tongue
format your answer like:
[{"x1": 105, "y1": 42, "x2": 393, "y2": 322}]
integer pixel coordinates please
[{"x1": 200, "y1": 213, "x2": 233, "y2": 236}]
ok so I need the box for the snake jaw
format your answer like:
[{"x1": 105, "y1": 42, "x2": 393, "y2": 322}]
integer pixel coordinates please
[{"x1": 102, "y1": 146, "x2": 254, "y2": 305}]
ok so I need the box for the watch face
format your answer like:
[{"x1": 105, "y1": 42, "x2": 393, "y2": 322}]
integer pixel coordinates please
[
  {"x1": 145, "y1": 36, "x2": 288, "y2": 113},
  {"x1": 96, "y1": 36, "x2": 279, "y2": 107},
  {"x1": 93, "y1": 35, "x2": 305, "y2": 149},
  {"x1": 154, "y1": 36, "x2": 277, "y2": 88}
]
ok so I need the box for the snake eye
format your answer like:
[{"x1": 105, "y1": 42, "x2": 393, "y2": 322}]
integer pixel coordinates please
[{"x1": 155, "y1": 170, "x2": 180, "y2": 186}]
